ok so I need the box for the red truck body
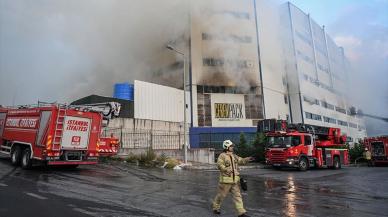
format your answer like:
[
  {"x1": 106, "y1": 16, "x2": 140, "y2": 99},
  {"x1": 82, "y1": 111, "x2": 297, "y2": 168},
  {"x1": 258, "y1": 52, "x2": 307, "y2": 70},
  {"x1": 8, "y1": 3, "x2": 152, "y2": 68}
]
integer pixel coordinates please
[
  {"x1": 363, "y1": 136, "x2": 388, "y2": 165},
  {"x1": 0, "y1": 105, "x2": 103, "y2": 168},
  {"x1": 98, "y1": 136, "x2": 119, "y2": 157},
  {"x1": 259, "y1": 119, "x2": 349, "y2": 171}
]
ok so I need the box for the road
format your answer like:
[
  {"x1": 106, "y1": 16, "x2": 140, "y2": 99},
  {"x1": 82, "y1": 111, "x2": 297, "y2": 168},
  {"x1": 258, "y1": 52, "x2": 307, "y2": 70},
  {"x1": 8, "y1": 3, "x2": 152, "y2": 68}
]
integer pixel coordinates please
[{"x1": 1, "y1": 157, "x2": 387, "y2": 217}]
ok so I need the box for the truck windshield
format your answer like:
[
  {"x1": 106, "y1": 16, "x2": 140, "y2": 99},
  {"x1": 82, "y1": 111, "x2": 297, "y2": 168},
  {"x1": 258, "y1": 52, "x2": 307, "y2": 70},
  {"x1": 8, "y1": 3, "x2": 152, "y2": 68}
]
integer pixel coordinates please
[{"x1": 267, "y1": 136, "x2": 301, "y2": 148}]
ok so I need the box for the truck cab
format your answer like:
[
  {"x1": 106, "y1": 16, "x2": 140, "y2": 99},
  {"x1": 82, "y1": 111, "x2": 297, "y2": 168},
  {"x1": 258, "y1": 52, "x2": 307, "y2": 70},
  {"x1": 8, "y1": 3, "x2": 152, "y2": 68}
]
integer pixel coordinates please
[{"x1": 265, "y1": 132, "x2": 314, "y2": 170}]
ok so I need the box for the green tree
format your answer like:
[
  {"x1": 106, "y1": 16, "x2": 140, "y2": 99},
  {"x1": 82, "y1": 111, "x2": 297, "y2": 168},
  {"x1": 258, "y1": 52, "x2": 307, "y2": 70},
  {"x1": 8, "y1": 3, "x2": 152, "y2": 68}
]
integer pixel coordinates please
[
  {"x1": 251, "y1": 133, "x2": 266, "y2": 162},
  {"x1": 348, "y1": 143, "x2": 364, "y2": 162},
  {"x1": 236, "y1": 133, "x2": 251, "y2": 157}
]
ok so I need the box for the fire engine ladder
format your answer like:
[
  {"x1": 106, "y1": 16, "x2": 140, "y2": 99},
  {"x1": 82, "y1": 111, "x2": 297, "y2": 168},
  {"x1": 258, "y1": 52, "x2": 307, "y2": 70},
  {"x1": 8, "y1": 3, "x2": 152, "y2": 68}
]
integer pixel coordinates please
[{"x1": 52, "y1": 105, "x2": 67, "y2": 151}]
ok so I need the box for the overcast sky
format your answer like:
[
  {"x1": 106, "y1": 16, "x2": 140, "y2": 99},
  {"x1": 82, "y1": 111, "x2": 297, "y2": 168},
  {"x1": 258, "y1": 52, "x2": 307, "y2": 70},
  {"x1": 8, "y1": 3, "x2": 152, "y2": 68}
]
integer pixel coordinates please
[{"x1": 0, "y1": 0, "x2": 387, "y2": 135}]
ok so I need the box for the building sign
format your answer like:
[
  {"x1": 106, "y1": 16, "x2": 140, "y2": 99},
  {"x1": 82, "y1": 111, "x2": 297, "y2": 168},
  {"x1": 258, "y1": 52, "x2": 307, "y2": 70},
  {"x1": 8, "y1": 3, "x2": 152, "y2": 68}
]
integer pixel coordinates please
[
  {"x1": 214, "y1": 103, "x2": 244, "y2": 119},
  {"x1": 211, "y1": 94, "x2": 251, "y2": 127}
]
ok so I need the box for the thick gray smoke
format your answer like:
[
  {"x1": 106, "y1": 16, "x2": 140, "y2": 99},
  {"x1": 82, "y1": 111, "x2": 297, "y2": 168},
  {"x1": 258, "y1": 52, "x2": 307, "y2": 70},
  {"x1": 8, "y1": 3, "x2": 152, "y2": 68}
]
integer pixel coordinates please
[{"x1": 0, "y1": 0, "x2": 190, "y2": 105}]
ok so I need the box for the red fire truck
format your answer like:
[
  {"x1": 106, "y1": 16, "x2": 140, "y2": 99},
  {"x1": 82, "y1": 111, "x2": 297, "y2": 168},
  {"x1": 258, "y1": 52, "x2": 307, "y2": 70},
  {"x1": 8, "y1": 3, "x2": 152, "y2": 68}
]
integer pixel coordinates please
[
  {"x1": 98, "y1": 135, "x2": 120, "y2": 157},
  {"x1": 0, "y1": 102, "x2": 120, "y2": 169},
  {"x1": 259, "y1": 119, "x2": 349, "y2": 171},
  {"x1": 363, "y1": 136, "x2": 388, "y2": 165}
]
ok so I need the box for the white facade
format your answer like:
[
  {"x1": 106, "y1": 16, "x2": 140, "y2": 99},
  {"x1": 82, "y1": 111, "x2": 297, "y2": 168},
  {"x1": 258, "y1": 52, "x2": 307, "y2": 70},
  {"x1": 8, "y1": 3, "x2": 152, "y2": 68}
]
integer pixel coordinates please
[
  {"x1": 281, "y1": 3, "x2": 367, "y2": 142},
  {"x1": 134, "y1": 80, "x2": 191, "y2": 124}
]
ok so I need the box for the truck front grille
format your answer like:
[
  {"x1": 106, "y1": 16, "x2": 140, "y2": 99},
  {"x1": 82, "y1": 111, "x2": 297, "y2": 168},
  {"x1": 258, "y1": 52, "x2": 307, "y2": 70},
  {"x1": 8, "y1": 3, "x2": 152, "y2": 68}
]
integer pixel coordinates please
[{"x1": 270, "y1": 150, "x2": 286, "y2": 163}]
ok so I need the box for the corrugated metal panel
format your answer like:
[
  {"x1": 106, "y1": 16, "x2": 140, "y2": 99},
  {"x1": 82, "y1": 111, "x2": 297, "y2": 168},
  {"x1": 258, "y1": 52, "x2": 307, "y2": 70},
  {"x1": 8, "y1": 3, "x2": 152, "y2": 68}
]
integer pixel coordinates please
[{"x1": 134, "y1": 80, "x2": 191, "y2": 123}]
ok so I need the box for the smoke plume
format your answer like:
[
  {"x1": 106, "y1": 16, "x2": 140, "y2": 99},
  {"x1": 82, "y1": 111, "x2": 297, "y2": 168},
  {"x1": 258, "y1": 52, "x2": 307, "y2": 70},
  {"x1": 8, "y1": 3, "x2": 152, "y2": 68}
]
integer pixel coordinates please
[{"x1": 0, "y1": 0, "x2": 190, "y2": 105}]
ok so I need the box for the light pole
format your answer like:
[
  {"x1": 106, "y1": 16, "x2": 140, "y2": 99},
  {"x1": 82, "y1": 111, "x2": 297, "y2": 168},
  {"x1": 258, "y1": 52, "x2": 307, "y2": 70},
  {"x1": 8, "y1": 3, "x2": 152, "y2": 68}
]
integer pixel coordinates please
[{"x1": 167, "y1": 44, "x2": 188, "y2": 164}]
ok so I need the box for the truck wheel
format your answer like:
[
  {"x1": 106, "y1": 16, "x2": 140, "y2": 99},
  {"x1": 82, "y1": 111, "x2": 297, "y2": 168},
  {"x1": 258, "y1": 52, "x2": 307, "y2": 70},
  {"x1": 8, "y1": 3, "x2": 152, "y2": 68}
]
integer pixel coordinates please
[
  {"x1": 11, "y1": 146, "x2": 22, "y2": 166},
  {"x1": 332, "y1": 156, "x2": 341, "y2": 170},
  {"x1": 298, "y1": 157, "x2": 309, "y2": 171},
  {"x1": 21, "y1": 149, "x2": 32, "y2": 169}
]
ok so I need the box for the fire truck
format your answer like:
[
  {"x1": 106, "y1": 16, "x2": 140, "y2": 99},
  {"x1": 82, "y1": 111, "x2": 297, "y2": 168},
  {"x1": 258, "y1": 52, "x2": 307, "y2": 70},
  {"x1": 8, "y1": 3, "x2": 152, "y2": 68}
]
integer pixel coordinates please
[
  {"x1": 258, "y1": 119, "x2": 349, "y2": 171},
  {"x1": 98, "y1": 135, "x2": 120, "y2": 157},
  {"x1": 0, "y1": 102, "x2": 120, "y2": 169},
  {"x1": 363, "y1": 136, "x2": 388, "y2": 165}
]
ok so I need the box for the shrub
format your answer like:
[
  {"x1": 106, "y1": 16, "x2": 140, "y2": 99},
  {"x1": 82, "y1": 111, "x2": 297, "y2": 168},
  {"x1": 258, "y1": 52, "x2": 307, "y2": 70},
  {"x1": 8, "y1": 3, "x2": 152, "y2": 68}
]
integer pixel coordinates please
[
  {"x1": 125, "y1": 153, "x2": 139, "y2": 163},
  {"x1": 138, "y1": 148, "x2": 157, "y2": 166},
  {"x1": 164, "y1": 158, "x2": 179, "y2": 169}
]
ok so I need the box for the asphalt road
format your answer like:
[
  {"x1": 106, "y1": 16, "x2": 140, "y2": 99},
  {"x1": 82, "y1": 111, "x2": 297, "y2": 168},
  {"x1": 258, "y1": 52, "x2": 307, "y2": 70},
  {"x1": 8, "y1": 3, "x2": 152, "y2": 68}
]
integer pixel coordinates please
[{"x1": 1, "y1": 157, "x2": 387, "y2": 217}]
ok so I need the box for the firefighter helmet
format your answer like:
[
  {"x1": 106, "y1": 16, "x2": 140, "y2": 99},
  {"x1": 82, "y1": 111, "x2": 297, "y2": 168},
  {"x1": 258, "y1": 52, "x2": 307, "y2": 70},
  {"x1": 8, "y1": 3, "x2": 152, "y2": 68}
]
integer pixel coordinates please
[{"x1": 223, "y1": 140, "x2": 234, "y2": 149}]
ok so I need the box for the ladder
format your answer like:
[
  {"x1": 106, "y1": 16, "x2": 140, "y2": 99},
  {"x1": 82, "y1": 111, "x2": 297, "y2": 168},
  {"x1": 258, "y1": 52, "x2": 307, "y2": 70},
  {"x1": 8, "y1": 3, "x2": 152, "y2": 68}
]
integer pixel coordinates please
[{"x1": 52, "y1": 105, "x2": 67, "y2": 151}]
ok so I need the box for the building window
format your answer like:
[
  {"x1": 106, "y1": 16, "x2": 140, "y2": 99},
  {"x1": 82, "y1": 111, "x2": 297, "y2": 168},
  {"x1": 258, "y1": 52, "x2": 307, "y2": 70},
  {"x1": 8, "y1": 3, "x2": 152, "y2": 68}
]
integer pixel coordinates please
[
  {"x1": 203, "y1": 58, "x2": 253, "y2": 69},
  {"x1": 197, "y1": 85, "x2": 260, "y2": 95},
  {"x1": 222, "y1": 11, "x2": 250, "y2": 20},
  {"x1": 284, "y1": 95, "x2": 288, "y2": 104},
  {"x1": 202, "y1": 33, "x2": 252, "y2": 44},
  {"x1": 203, "y1": 58, "x2": 224, "y2": 67},
  {"x1": 305, "y1": 112, "x2": 322, "y2": 121},
  {"x1": 321, "y1": 101, "x2": 335, "y2": 110},
  {"x1": 335, "y1": 106, "x2": 347, "y2": 114},
  {"x1": 297, "y1": 50, "x2": 314, "y2": 65},
  {"x1": 244, "y1": 95, "x2": 264, "y2": 119},
  {"x1": 337, "y1": 120, "x2": 348, "y2": 127},
  {"x1": 349, "y1": 122, "x2": 358, "y2": 129},
  {"x1": 317, "y1": 63, "x2": 330, "y2": 73},
  {"x1": 203, "y1": 10, "x2": 250, "y2": 20},
  {"x1": 295, "y1": 30, "x2": 312, "y2": 47},
  {"x1": 323, "y1": 116, "x2": 337, "y2": 124},
  {"x1": 303, "y1": 95, "x2": 320, "y2": 105},
  {"x1": 197, "y1": 94, "x2": 212, "y2": 127},
  {"x1": 315, "y1": 45, "x2": 328, "y2": 57}
]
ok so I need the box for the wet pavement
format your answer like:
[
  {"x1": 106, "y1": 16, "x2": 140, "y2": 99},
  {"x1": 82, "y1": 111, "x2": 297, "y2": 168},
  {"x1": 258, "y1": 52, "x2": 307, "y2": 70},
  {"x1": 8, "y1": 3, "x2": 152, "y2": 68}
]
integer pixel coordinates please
[{"x1": 1, "y1": 157, "x2": 387, "y2": 217}]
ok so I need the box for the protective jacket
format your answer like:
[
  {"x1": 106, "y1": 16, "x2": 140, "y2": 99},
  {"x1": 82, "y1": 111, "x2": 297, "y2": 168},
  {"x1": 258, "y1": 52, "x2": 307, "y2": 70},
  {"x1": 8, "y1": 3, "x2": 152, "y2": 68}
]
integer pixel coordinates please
[
  {"x1": 364, "y1": 151, "x2": 372, "y2": 160},
  {"x1": 217, "y1": 152, "x2": 248, "y2": 184}
]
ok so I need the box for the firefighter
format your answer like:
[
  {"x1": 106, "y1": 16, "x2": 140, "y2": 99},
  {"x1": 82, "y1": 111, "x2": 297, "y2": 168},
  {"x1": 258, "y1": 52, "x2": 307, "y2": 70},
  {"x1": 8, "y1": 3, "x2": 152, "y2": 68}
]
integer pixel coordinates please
[
  {"x1": 212, "y1": 140, "x2": 253, "y2": 217},
  {"x1": 364, "y1": 148, "x2": 372, "y2": 167}
]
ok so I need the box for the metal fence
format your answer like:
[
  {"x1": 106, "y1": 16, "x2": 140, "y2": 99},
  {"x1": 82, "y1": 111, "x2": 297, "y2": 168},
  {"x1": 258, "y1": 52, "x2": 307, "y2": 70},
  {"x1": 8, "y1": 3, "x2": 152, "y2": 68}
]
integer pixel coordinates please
[
  {"x1": 103, "y1": 128, "x2": 183, "y2": 150},
  {"x1": 103, "y1": 128, "x2": 258, "y2": 151}
]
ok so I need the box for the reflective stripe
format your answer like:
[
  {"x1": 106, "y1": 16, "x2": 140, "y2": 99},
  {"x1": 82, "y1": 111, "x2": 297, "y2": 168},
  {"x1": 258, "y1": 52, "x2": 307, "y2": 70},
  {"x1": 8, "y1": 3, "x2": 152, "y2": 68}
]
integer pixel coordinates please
[{"x1": 219, "y1": 175, "x2": 240, "y2": 184}]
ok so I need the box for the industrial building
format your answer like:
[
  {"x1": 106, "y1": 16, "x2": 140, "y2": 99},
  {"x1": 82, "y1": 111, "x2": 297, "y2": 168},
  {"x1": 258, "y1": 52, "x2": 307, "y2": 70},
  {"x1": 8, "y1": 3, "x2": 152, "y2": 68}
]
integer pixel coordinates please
[
  {"x1": 79, "y1": 1, "x2": 366, "y2": 150},
  {"x1": 280, "y1": 3, "x2": 366, "y2": 142}
]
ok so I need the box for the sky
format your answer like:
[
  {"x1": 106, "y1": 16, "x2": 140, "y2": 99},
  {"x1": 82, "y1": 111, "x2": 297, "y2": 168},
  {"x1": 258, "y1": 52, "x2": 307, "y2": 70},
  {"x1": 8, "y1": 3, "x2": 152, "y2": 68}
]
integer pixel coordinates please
[{"x1": 0, "y1": 0, "x2": 387, "y2": 135}]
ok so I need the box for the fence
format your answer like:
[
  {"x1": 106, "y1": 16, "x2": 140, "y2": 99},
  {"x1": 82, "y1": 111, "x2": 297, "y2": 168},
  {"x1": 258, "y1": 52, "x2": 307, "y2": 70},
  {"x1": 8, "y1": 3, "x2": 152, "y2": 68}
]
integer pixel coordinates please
[
  {"x1": 103, "y1": 128, "x2": 183, "y2": 150},
  {"x1": 103, "y1": 128, "x2": 258, "y2": 151}
]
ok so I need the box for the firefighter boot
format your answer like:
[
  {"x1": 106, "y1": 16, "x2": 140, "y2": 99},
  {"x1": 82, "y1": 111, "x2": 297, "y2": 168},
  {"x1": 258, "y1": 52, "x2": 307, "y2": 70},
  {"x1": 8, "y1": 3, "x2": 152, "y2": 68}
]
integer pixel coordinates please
[{"x1": 238, "y1": 213, "x2": 250, "y2": 217}]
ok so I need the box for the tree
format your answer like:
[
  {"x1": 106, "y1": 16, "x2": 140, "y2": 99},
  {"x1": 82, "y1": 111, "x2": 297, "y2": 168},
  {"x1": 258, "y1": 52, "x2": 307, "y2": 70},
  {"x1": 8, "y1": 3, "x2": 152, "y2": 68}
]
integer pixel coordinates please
[
  {"x1": 236, "y1": 133, "x2": 251, "y2": 157},
  {"x1": 348, "y1": 143, "x2": 364, "y2": 162},
  {"x1": 251, "y1": 133, "x2": 266, "y2": 162}
]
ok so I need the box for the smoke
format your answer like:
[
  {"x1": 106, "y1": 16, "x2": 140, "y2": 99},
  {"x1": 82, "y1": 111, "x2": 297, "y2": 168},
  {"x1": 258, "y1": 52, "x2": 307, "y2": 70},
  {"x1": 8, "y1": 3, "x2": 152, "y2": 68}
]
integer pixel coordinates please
[
  {"x1": 0, "y1": 0, "x2": 190, "y2": 105},
  {"x1": 192, "y1": 0, "x2": 261, "y2": 89},
  {"x1": 328, "y1": 2, "x2": 388, "y2": 136}
]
